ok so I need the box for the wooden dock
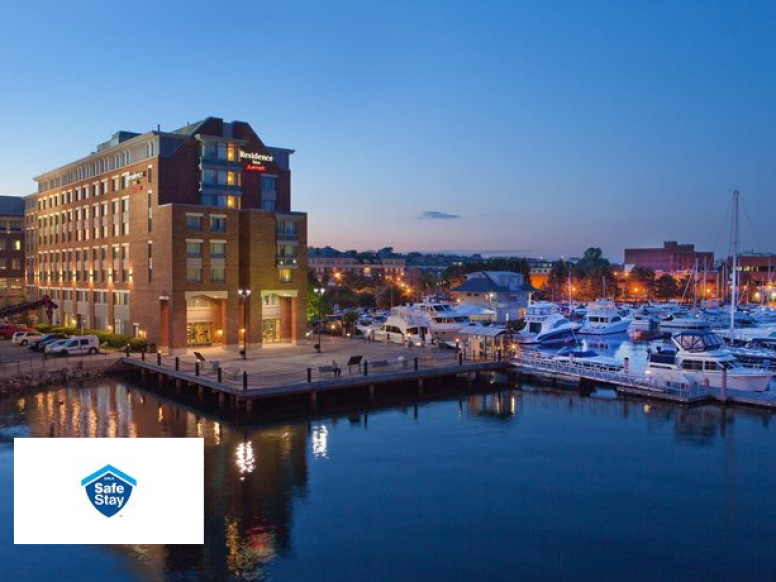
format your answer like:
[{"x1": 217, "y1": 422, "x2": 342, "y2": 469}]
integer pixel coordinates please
[
  {"x1": 511, "y1": 352, "x2": 776, "y2": 410},
  {"x1": 121, "y1": 350, "x2": 507, "y2": 412}
]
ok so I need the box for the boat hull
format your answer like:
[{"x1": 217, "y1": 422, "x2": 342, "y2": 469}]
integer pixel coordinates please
[
  {"x1": 646, "y1": 368, "x2": 773, "y2": 392},
  {"x1": 579, "y1": 320, "x2": 632, "y2": 335}
]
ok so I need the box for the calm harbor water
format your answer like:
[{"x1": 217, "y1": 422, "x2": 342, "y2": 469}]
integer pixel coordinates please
[{"x1": 2, "y1": 336, "x2": 776, "y2": 581}]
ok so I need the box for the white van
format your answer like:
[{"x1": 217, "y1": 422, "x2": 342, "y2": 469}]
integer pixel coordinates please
[{"x1": 50, "y1": 335, "x2": 100, "y2": 356}]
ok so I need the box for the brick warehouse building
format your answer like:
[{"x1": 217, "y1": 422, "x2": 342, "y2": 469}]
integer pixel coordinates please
[
  {"x1": 0, "y1": 195, "x2": 25, "y2": 303},
  {"x1": 26, "y1": 117, "x2": 307, "y2": 354}
]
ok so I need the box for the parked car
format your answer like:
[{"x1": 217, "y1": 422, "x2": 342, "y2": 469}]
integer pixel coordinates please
[
  {"x1": 28, "y1": 333, "x2": 67, "y2": 352},
  {"x1": 49, "y1": 335, "x2": 100, "y2": 357},
  {"x1": 0, "y1": 323, "x2": 32, "y2": 340},
  {"x1": 13, "y1": 331, "x2": 43, "y2": 346},
  {"x1": 44, "y1": 339, "x2": 69, "y2": 354}
]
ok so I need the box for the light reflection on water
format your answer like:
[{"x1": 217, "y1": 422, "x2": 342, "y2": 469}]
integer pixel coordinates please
[{"x1": 1, "y1": 342, "x2": 776, "y2": 580}]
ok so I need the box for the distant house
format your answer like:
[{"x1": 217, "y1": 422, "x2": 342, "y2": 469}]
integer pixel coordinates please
[{"x1": 450, "y1": 271, "x2": 533, "y2": 323}]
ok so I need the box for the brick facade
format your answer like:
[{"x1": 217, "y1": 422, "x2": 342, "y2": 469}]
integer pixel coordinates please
[{"x1": 26, "y1": 117, "x2": 307, "y2": 354}]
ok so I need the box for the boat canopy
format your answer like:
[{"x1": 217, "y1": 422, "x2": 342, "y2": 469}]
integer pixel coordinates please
[{"x1": 674, "y1": 332, "x2": 724, "y2": 352}]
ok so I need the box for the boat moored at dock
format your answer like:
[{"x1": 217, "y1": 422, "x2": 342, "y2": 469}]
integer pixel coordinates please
[{"x1": 646, "y1": 331, "x2": 774, "y2": 392}]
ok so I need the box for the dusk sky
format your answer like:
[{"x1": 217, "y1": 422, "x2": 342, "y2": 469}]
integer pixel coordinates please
[{"x1": 1, "y1": 0, "x2": 774, "y2": 261}]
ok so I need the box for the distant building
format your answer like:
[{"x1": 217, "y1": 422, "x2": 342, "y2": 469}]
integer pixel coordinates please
[
  {"x1": 450, "y1": 271, "x2": 533, "y2": 323},
  {"x1": 733, "y1": 252, "x2": 776, "y2": 302},
  {"x1": 0, "y1": 196, "x2": 25, "y2": 303},
  {"x1": 308, "y1": 246, "x2": 405, "y2": 282},
  {"x1": 527, "y1": 259, "x2": 553, "y2": 290},
  {"x1": 624, "y1": 241, "x2": 714, "y2": 274}
]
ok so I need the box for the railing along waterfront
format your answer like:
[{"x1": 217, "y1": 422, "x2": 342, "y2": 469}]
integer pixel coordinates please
[
  {"x1": 511, "y1": 350, "x2": 708, "y2": 399},
  {"x1": 122, "y1": 346, "x2": 503, "y2": 392},
  {"x1": 0, "y1": 351, "x2": 121, "y2": 379}
]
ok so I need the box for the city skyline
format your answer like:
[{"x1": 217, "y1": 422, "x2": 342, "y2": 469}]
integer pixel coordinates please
[{"x1": 1, "y1": 1, "x2": 774, "y2": 261}]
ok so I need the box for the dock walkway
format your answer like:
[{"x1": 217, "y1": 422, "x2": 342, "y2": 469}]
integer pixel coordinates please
[
  {"x1": 511, "y1": 351, "x2": 776, "y2": 410},
  {"x1": 120, "y1": 337, "x2": 508, "y2": 409}
]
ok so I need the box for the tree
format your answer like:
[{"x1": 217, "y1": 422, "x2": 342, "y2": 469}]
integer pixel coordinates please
[
  {"x1": 654, "y1": 274, "x2": 679, "y2": 301},
  {"x1": 628, "y1": 266, "x2": 655, "y2": 301},
  {"x1": 545, "y1": 259, "x2": 571, "y2": 302},
  {"x1": 575, "y1": 247, "x2": 608, "y2": 276}
]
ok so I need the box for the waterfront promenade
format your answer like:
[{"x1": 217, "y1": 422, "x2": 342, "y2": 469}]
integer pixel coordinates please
[{"x1": 121, "y1": 336, "x2": 506, "y2": 409}]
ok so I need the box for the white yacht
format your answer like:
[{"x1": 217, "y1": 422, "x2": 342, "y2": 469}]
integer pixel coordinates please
[
  {"x1": 658, "y1": 311, "x2": 712, "y2": 334},
  {"x1": 366, "y1": 311, "x2": 431, "y2": 347},
  {"x1": 395, "y1": 299, "x2": 473, "y2": 344},
  {"x1": 516, "y1": 302, "x2": 556, "y2": 343},
  {"x1": 646, "y1": 332, "x2": 773, "y2": 392},
  {"x1": 552, "y1": 347, "x2": 624, "y2": 372},
  {"x1": 578, "y1": 301, "x2": 632, "y2": 335},
  {"x1": 628, "y1": 306, "x2": 659, "y2": 332},
  {"x1": 517, "y1": 312, "x2": 580, "y2": 345}
]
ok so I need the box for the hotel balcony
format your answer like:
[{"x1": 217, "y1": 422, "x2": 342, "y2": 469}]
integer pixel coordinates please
[{"x1": 276, "y1": 256, "x2": 299, "y2": 269}]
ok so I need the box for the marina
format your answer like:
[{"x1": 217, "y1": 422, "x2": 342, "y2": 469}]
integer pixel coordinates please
[{"x1": 109, "y1": 331, "x2": 776, "y2": 413}]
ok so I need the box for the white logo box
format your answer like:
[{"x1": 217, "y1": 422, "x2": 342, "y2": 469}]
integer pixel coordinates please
[{"x1": 15, "y1": 438, "x2": 203, "y2": 544}]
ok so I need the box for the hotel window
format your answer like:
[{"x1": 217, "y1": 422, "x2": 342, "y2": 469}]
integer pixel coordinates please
[
  {"x1": 227, "y1": 144, "x2": 237, "y2": 161},
  {"x1": 186, "y1": 214, "x2": 203, "y2": 231},
  {"x1": 186, "y1": 265, "x2": 202, "y2": 283},
  {"x1": 112, "y1": 177, "x2": 120, "y2": 191},
  {"x1": 122, "y1": 174, "x2": 130, "y2": 189},
  {"x1": 210, "y1": 215, "x2": 226, "y2": 233},
  {"x1": 262, "y1": 175, "x2": 277, "y2": 193},
  {"x1": 0, "y1": 259, "x2": 6, "y2": 270},
  {"x1": 210, "y1": 266, "x2": 225, "y2": 284},
  {"x1": 0, "y1": 240, "x2": 5, "y2": 250},
  {"x1": 226, "y1": 171, "x2": 239, "y2": 186},
  {"x1": 279, "y1": 268, "x2": 292, "y2": 282},
  {"x1": 210, "y1": 241, "x2": 226, "y2": 258},
  {"x1": 186, "y1": 241, "x2": 203, "y2": 258},
  {"x1": 202, "y1": 169, "x2": 228, "y2": 185}
]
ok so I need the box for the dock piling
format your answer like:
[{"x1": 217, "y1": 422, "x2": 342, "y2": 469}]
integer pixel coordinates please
[
  {"x1": 243, "y1": 371, "x2": 248, "y2": 391},
  {"x1": 175, "y1": 357, "x2": 179, "y2": 371},
  {"x1": 195, "y1": 362, "x2": 200, "y2": 377}
]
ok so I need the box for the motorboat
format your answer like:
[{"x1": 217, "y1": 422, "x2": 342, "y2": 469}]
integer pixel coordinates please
[
  {"x1": 366, "y1": 312, "x2": 431, "y2": 347},
  {"x1": 517, "y1": 312, "x2": 580, "y2": 345},
  {"x1": 552, "y1": 347, "x2": 624, "y2": 372},
  {"x1": 578, "y1": 301, "x2": 632, "y2": 335},
  {"x1": 394, "y1": 299, "x2": 473, "y2": 344},
  {"x1": 658, "y1": 311, "x2": 712, "y2": 334},
  {"x1": 646, "y1": 331, "x2": 773, "y2": 392},
  {"x1": 628, "y1": 306, "x2": 659, "y2": 331}
]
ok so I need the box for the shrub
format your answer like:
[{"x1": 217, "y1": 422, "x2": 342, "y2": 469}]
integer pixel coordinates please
[{"x1": 127, "y1": 338, "x2": 148, "y2": 352}]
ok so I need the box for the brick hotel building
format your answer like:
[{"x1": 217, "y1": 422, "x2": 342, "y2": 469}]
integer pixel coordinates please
[{"x1": 26, "y1": 117, "x2": 307, "y2": 354}]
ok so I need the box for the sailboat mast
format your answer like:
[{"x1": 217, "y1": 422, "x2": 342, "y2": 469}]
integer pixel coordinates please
[{"x1": 730, "y1": 189, "x2": 739, "y2": 336}]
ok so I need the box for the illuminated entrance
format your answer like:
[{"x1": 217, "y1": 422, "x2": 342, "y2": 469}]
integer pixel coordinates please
[
  {"x1": 186, "y1": 294, "x2": 226, "y2": 347},
  {"x1": 260, "y1": 290, "x2": 298, "y2": 343}
]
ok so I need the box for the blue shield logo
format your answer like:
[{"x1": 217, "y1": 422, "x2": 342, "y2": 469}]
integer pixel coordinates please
[{"x1": 81, "y1": 464, "x2": 136, "y2": 518}]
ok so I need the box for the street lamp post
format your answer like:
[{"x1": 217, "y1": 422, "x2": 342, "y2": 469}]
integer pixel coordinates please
[
  {"x1": 315, "y1": 287, "x2": 325, "y2": 352},
  {"x1": 238, "y1": 288, "x2": 251, "y2": 359}
]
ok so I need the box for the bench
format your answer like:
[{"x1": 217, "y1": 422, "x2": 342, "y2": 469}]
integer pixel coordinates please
[
  {"x1": 318, "y1": 365, "x2": 341, "y2": 377},
  {"x1": 346, "y1": 355, "x2": 363, "y2": 373}
]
